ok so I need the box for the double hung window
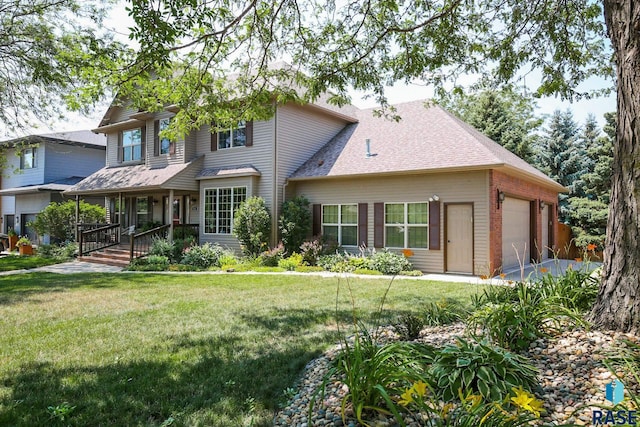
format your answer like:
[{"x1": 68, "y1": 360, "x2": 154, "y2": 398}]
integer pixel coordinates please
[
  {"x1": 385, "y1": 202, "x2": 428, "y2": 248},
  {"x1": 322, "y1": 204, "x2": 358, "y2": 246}
]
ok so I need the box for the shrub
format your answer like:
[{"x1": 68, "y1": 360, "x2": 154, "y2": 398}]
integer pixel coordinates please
[
  {"x1": 259, "y1": 244, "x2": 285, "y2": 267},
  {"x1": 317, "y1": 253, "x2": 346, "y2": 271},
  {"x1": 279, "y1": 196, "x2": 311, "y2": 254},
  {"x1": 30, "y1": 200, "x2": 105, "y2": 243},
  {"x1": 393, "y1": 313, "x2": 425, "y2": 340},
  {"x1": 300, "y1": 239, "x2": 322, "y2": 266},
  {"x1": 278, "y1": 253, "x2": 303, "y2": 271},
  {"x1": 37, "y1": 242, "x2": 78, "y2": 259},
  {"x1": 180, "y1": 243, "x2": 224, "y2": 268},
  {"x1": 150, "y1": 238, "x2": 177, "y2": 262},
  {"x1": 429, "y1": 338, "x2": 539, "y2": 402},
  {"x1": 369, "y1": 250, "x2": 411, "y2": 275},
  {"x1": 218, "y1": 252, "x2": 239, "y2": 267},
  {"x1": 423, "y1": 299, "x2": 468, "y2": 326},
  {"x1": 233, "y1": 196, "x2": 271, "y2": 256},
  {"x1": 128, "y1": 255, "x2": 170, "y2": 271}
]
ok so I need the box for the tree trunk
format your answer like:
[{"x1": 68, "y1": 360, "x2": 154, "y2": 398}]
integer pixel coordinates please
[{"x1": 589, "y1": 0, "x2": 640, "y2": 332}]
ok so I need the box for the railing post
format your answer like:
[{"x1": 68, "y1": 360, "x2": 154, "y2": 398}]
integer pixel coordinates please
[
  {"x1": 79, "y1": 229, "x2": 84, "y2": 256},
  {"x1": 129, "y1": 233, "x2": 135, "y2": 261}
]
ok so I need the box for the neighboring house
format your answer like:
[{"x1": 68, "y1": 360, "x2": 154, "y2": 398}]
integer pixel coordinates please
[
  {"x1": 0, "y1": 131, "x2": 106, "y2": 244},
  {"x1": 65, "y1": 98, "x2": 564, "y2": 275}
]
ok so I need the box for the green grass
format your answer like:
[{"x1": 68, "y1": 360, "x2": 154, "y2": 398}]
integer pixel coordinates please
[
  {"x1": 0, "y1": 273, "x2": 475, "y2": 426},
  {"x1": 0, "y1": 255, "x2": 63, "y2": 272}
]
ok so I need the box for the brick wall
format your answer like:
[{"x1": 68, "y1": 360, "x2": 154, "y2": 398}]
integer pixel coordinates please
[{"x1": 489, "y1": 169, "x2": 561, "y2": 274}]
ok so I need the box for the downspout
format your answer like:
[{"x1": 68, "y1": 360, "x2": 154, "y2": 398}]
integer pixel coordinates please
[{"x1": 271, "y1": 100, "x2": 279, "y2": 246}]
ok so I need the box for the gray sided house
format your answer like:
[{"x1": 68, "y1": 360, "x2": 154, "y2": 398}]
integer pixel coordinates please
[
  {"x1": 0, "y1": 131, "x2": 106, "y2": 243},
  {"x1": 66, "y1": 99, "x2": 564, "y2": 275}
]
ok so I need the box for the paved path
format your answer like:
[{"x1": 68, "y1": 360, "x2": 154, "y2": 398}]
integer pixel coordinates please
[
  {"x1": 0, "y1": 260, "x2": 123, "y2": 276},
  {"x1": 0, "y1": 258, "x2": 600, "y2": 283}
]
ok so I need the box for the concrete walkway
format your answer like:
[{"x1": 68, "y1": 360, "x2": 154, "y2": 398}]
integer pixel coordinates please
[{"x1": 0, "y1": 257, "x2": 601, "y2": 283}]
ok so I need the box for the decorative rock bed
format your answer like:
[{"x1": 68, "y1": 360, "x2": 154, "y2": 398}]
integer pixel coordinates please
[{"x1": 274, "y1": 324, "x2": 640, "y2": 426}]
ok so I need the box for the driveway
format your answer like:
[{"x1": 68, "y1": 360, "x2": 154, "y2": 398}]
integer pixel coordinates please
[{"x1": 496, "y1": 258, "x2": 602, "y2": 282}]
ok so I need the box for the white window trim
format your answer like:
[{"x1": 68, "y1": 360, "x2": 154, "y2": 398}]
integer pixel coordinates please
[
  {"x1": 217, "y1": 121, "x2": 246, "y2": 150},
  {"x1": 20, "y1": 147, "x2": 36, "y2": 169},
  {"x1": 203, "y1": 186, "x2": 247, "y2": 235},
  {"x1": 122, "y1": 128, "x2": 143, "y2": 162},
  {"x1": 322, "y1": 204, "x2": 358, "y2": 247},
  {"x1": 384, "y1": 202, "x2": 429, "y2": 249}
]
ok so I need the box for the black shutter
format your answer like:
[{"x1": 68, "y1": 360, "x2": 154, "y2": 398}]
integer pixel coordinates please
[
  {"x1": 429, "y1": 201, "x2": 441, "y2": 250},
  {"x1": 312, "y1": 204, "x2": 321, "y2": 237},
  {"x1": 373, "y1": 202, "x2": 384, "y2": 248},
  {"x1": 358, "y1": 203, "x2": 368, "y2": 247}
]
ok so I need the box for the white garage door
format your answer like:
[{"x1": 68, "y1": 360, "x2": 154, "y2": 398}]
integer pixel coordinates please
[
  {"x1": 541, "y1": 205, "x2": 550, "y2": 260},
  {"x1": 502, "y1": 197, "x2": 531, "y2": 270}
]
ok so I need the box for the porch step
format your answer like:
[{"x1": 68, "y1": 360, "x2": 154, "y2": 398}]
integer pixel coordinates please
[{"x1": 79, "y1": 247, "x2": 131, "y2": 267}]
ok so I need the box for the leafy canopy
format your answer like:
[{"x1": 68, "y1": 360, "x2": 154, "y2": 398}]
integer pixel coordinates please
[
  {"x1": 74, "y1": 0, "x2": 613, "y2": 141},
  {"x1": 0, "y1": 0, "x2": 130, "y2": 135}
]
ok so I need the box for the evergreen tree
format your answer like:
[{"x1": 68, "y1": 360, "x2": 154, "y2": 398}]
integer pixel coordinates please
[
  {"x1": 568, "y1": 113, "x2": 614, "y2": 250},
  {"x1": 537, "y1": 109, "x2": 584, "y2": 223},
  {"x1": 442, "y1": 85, "x2": 541, "y2": 164}
]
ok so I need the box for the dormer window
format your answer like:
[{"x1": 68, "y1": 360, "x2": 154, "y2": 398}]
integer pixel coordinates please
[
  {"x1": 20, "y1": 147, "x2": 36, "y2": 169},
  {"x1": 218, "y1": 121, "x2": 246, "y2": 149}
]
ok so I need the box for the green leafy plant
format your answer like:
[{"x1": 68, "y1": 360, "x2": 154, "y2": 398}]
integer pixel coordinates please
[
  {"x1": 423, "y1": 299, "x2": 468, "y2": 326},
  {"x1": 128, "y1": 255, "x2": 170, "y2": 271},
  {"x1": 369, "y1": 250, "x2": 412, "y2": 275},
  {"x1": 397, "y1": 382, "x2": 544, "y2": 426},
  {"x1": 393, "y1": 313, "x2": 425, "y2": 340},
  {"x1": 16, "y1": 236, "x2": 31, "y2": 247},
  {"x1": 233, "y1": 196, "x2": 271, "y2": 257},
  {"x1": 300, "y1": 239, "x2": 322, "y2": 266},
  {"x1": 259, "y1": 244, "x2": 285, "y2": 267},
  {"x1": 30, "y1": 200, "x2": 105, "y2": 243},
  {"x1": 333, "y1": 324, "x2": 434, "y2": 424},
  {"x1": 47, "y1": 402, "x2": 76, "y2": 422},
  {"x1": 534, "y1": 265, "x2": 599, "y2": 312},
  {"x1": 399, "y1": 270, "x2": 423, "y2": 277},
  {"x1": 180, "y1": 242, "x2": 225, "y2": 268},
  {"x1": 279, "y1": 196, "x2": 312, "y2": 254},
  {"x1": 353, "y1": 268, "x2": 383, "y2": 275},
  {"x1": 150, "y1": 238, "x2": 180, "y2": 263},
  {"x1": 468, "y1": 281, "x2": 586, "y2": 351},
  {"x1": 36, "y1": 242, "x2": 78, "y2": 259},
  {"x1": 278, "y1": 252, "x2": 303, "y2": 271},
  {"x1": 428, "y1": 338, "x2": 539, "y2": 402},
  {"x1": 7, "y1": 227, "x2": 17, "y2": 237},
  {"x1": 218, "y1": 252, "x2": 238, "y2": 267},
  {"x1": 317, "y1": 253, "x2": 347, "y2": 271}
]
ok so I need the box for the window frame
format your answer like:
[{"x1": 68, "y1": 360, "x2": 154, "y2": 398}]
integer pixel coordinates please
[
  {"x1": 321, "y1": 204, "x2": 358, "y2": 247},
  {"x1": 121, "y1": 127, "x2": 143, "y2": 162},
  {"x1": 384, "y1": 202, "x2": 429, "y2": 249},
  {"x1": 20, "y1": 147, "x2": 36, "y2": 169},
  {"x1": 158, "y1": 118, "x2": 172, "y2": 155},
  {"x1": 217, "y1": 121, "x2": 247, "y2": 150},
  {"x1": 203, "y1": 186, "x2": 248, "y2": 235}
]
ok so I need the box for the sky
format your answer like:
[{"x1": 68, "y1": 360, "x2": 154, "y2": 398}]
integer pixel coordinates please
[{"x1": 28, "y1": 2, "x2": 617, "y2": 135}]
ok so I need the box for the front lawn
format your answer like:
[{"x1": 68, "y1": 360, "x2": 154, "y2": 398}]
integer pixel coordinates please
[
  {"x1": 0, "y1": 273, "x2": 474, "y2": 426},
  {"x1": 0, "y1": 255, "x2": 63, "y2": 272}
]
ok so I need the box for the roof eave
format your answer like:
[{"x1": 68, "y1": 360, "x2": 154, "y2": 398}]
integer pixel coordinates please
[{"x1": 288, "y1": 164, "x2": 498, "y2": 182}]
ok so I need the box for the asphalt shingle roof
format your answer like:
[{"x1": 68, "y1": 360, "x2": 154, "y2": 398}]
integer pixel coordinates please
[{"x1": 290, "y1": 100, "x2": 562, "y2": 190}]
